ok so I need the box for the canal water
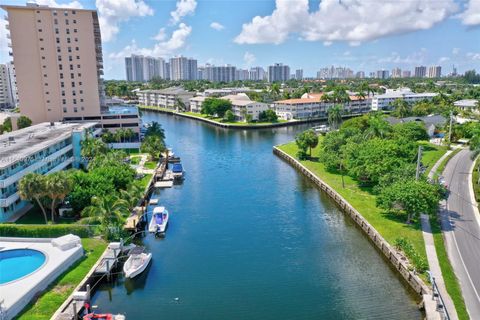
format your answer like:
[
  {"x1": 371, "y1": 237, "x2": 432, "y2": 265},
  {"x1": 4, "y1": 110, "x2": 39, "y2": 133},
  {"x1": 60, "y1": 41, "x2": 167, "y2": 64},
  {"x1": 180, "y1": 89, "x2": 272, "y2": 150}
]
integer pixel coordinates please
[{"x1": 91, "y1": 112, "x2": 422, "y2": 319}]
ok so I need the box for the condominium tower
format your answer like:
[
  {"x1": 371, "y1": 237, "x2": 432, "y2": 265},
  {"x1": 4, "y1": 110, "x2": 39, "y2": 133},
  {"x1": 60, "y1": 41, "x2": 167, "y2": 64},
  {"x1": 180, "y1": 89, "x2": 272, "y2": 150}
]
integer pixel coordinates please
[
  {"x1": 0, "y1": 63, "x2": 18, "y2": 109},
  {"x1": 249, "y1": 67, "x2": 265, "y2": 81},
  {"x1": 414, "y1": 66, "x2": 427, "y2": 78},
  {"x1": 427, "y1": 66, "x2": 442, "y2": 78},
  {"x1": 1, "y1": 3, "x2": 106, "y2": 124},
  {"x1": 268, "y1": 63, "x2": 290, "y2": 82},
  {"x1": 125, "y1": 54, "x2": 166, "y2": 82},
  {"x1": 169, "y1": 56, "x2": 197, "y2": 81}
]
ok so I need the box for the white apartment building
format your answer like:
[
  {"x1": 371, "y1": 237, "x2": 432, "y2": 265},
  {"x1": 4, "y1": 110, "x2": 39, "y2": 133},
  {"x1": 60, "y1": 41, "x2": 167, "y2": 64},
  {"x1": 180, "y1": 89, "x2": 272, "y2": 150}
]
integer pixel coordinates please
[
  {"x1": 236, "y1": 69, "x2": 249, "y2": 81},
  {"x1": 189, "y1": 93, "x2": 269, "y2": 121},
  {"x1": 427, "y1": 66, "x2": 442, "y2": 78},
  {"x1": 249, "y1": 67, "x2": 265, "y2": 81},
  {"x1": 371, "y1": 88, "x2": 437, "y2": 111},
  {"x1": 391, "y1": 68, "x2": 402, "y2": 78},
  {"x1": 203, "y1": 64, "x2": 236, "y2": 82},
  {"x1": 0, "y1": 122, "x2": 98, "y2": 222},
  {"x1": 0, "y1": 63, "x2": 18, "y2": 109},
  {"x1": 169, "y1": 56, "x2": 197, "y2": 81},
  {"x1": 268, "y1": 63, "x2": 290, "y2": 82},
  {"x1": 125, "y1": 55, "x2": 166, "y2": 82},
  {"x1": 295, "y1": 69, "x2": 303, "y2": 80},
  {"x1": 274, "y1": 93, "x2": 371, "y2": 120},
  {"x1": 454, "y1": 99, "x2": 478, "y2": 113},
  {"x1": 137, "y1": 87, "x2": 195, "y2": 110}
]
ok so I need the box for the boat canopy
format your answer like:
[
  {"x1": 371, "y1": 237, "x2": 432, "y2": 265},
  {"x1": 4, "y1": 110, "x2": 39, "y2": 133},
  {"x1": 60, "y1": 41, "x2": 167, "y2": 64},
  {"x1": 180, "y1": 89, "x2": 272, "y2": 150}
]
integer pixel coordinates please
[{"x1": 172, "y1": 163, "x2": 183, "y2": 173}]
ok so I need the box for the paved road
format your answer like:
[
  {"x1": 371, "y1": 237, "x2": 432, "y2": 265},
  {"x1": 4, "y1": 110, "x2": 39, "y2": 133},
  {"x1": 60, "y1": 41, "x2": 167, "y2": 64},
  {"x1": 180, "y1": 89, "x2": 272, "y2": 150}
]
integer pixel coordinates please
[{"x1": 442, "y1": 149, "x2": 480, "y2": 318}]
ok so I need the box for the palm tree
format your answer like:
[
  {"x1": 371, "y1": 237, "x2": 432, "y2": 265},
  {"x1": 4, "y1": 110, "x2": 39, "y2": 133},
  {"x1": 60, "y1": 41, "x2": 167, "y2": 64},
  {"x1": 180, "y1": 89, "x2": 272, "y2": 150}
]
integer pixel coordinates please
[
  {"x1": 364, "y1": 113, "x2": 392, "y2": 139},
  {"x1": 327, "y1": 105, "x2": 343, "y2": 130},
  {"x1": 81, "y1": 134, "x2": 108, "y2": 159},
  {"x1": 120, "y1": 184, "x2": 143, "y2": 210},
  {"x1": 391, "y1": 99, "x2": 411, "y2": 118},
  {"x1": 78, "y1": 195, "x2": 130, "y2": 226},
  {"x1": 46, "y1": 171, "x2": 73, "y2": 222},
  {"x1": 18, "y1": 173, "x2": 48, "y2": 224},
  {"x1": 141, "y1": 135, "x2": 166, "y2": 160},
  {"x1": 124, "y1": 128, "x2": 135, "y2": 142},
  {"x1": 145, "y1": 121, "x2": 165, "y2": 141}
]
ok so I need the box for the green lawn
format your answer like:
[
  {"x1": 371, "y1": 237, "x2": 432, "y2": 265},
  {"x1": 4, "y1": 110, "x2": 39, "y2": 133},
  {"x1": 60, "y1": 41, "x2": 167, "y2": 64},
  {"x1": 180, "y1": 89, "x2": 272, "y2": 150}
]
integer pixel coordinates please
[
  {"x1": 144, "y1": 161, "x2": 157, "y2": 170},
  {"x1": 430, "y1": 218, "x2": 469, "y2": 320},
  {"x1": 16, "y1": 206, "x2": 76, "y2": 225},
  {"x1": 17, "y1": 239, "x2": 107, "y2": 320},
  {"x1": 135, "y1": 173, "x2": 153, "y2": 189},
  {"x1": 419, "y1": 142, "x2": 448, "y2": 174},
  {"x1": 130, "y1": 155, "x2": 141, "y2": 165},
  {"x1": 278, "y1": 142, "x2": 427, "y2": 275}
]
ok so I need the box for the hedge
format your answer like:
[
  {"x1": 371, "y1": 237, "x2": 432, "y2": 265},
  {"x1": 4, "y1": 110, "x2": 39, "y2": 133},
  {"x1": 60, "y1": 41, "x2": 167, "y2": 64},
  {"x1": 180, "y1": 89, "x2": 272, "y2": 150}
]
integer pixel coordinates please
[{"x1": 0, "y1": 224, "x2": 95, "y2": 238}]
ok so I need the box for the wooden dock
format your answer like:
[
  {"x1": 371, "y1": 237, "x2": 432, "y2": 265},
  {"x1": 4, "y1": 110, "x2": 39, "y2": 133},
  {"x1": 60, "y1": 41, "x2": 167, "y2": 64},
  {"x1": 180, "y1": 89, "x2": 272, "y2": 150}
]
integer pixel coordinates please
[
  {"x1": 94, "y1": 244, "x2": 122, "y2": 275},
  {"x1": 124, "y1": 206, "x2": 146, "y2": 231}
]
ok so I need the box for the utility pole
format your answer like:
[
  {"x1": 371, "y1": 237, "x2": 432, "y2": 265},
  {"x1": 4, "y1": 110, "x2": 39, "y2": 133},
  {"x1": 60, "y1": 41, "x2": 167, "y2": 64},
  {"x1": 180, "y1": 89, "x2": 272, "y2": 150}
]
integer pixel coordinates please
[
  {"x1": 416, "y1": 145, "x2": 423, "y2": 181},
  {"x1": 448, "y1": 110, "x2": 453, "y2": 149}
]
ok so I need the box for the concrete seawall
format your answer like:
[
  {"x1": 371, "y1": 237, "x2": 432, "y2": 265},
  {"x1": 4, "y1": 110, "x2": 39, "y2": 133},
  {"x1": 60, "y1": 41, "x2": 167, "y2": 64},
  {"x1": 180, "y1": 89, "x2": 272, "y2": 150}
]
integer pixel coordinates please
[
  {"x1": 138, "y1": 106, "x2": 364, "y2": 130},
  {"x1": 273, "y1": 146, "x2": 430, "y2": 296}
]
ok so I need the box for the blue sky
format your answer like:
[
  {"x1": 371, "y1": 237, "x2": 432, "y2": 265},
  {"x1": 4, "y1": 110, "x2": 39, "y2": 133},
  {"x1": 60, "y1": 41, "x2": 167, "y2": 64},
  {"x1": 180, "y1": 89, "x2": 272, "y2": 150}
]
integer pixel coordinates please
[{"x1": 1, "y1": 0, "x2": 479, "y2": 79}]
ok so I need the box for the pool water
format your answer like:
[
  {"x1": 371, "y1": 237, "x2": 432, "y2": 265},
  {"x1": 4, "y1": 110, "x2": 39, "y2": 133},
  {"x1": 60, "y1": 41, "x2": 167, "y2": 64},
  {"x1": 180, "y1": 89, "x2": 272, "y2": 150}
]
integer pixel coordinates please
[{"x1": 0, "y1": 249, "x2": 46, "y2": 284}]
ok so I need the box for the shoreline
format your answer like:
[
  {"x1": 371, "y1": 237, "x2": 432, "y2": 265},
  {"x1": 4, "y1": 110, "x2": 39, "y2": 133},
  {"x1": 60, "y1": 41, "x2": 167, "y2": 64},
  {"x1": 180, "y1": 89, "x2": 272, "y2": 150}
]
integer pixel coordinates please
[
  {"x1": 138, "y1": 105, "x2": 364, "y2": 129},
  {"x1": 272, "y1": 146, "x2": 430, "y2": 296}
]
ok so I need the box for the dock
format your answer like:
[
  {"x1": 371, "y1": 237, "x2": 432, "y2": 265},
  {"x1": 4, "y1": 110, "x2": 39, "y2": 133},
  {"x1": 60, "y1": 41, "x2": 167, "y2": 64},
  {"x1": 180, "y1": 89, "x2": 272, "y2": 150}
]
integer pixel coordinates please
[
  {"x1": 124, "y1": 206, "x2": 146, "y2": 231},
  {"x1": 94, "y1": 243, "x2": 122, "y2": 275},
  {"x1": 154, "y1": 181, "x2": 173, "y2": 188}
]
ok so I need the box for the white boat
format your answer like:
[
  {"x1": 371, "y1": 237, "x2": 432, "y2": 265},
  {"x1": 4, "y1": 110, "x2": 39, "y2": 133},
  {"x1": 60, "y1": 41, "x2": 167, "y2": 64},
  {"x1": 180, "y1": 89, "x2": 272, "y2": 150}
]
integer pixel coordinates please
[
  {"x1": 148, "y1": 206, "x2": 169, "y2": 233},
  {"x1": 171, "y1": 163, "x2": 184, "y2": 179},
  {"x1": 149, "y1": 198, "x2": 159, "y2": 205},
  {"x1": 123, "y1": 247, "x2": 152, "y2": 279}
]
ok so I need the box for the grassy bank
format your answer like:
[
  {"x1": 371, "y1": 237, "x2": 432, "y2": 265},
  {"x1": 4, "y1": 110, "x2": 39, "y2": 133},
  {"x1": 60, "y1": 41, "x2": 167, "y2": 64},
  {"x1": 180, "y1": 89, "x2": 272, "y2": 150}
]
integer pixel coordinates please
[
  {"x1": 17, "y1": 239, "x2": 107, "y2": 320},
  {"x1": 473, "y1": 156, "x2": 480, "y2": 204},
  {"x1": 430, "y1": 218, "x2": 469, "y2": 320},
  {"x1": 419, "y1": 142, "x2": 448, "y2": 174},
  {"x1": 432, "y1": 148, "x2": 463, "y2": 180},
  {"x1": 278, "y1": 142, "x2": 427, "y2": 265}
]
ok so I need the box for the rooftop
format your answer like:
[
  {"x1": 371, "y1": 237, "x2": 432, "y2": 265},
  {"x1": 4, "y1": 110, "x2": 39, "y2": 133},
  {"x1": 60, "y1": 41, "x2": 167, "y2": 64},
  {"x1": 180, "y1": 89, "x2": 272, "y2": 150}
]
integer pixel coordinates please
[
  {"x1": 0, "y1": 122, "x2": 96, "y2": 169},
  {"x1": 454, "y1": 99, "x2": 478, "y2": 108},
  {"x1": 1, "y1": 3, "x2": 96, "y2": 13}
]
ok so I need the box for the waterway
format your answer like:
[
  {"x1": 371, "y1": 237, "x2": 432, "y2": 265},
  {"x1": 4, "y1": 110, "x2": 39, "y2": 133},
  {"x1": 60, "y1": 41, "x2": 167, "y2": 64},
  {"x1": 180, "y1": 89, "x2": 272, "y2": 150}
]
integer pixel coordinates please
[{"x1": 91, "y1": 112, "x2": 422, "y2": 319}]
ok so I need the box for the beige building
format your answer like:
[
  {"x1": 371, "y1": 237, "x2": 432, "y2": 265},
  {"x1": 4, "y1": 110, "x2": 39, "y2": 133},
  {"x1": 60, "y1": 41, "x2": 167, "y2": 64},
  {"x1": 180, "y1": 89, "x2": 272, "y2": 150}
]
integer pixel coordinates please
[
  {"x1": 2, "y1": 4, "x2": 104, "y2": 123},
  {"x1": 0, "y1": 63, "x2": 18, "y2": 109}
]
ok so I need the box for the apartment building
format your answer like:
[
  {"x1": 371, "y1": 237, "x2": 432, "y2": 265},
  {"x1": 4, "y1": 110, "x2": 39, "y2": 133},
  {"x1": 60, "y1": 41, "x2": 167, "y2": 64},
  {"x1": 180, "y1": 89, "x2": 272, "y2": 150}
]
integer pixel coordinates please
[
  {"x1": 137, "y1": 87, "x2": 194, "y2": 110},
  {"x1": 0, "y1": 121, "x2": 98, "y2": 222},
  {"x1": 169, "y1": 56, "x2": 197, "y2": 81},
  {"x1": 125, "y1": 55, "x2": 166, "y2": 82},
  {"x1": 371, "y1": 88, "x2": 437, "y2": 111},
  {"x1": 391, "y1": 68, "x2": 402, "y2": 78},
  {"x1": 376, "y1": 70, "x2": 389, "y2": 79},
  {"x1": 427, "y1": 65, "x2": 442, "y2": 78},
  {"x1": 236, "y1": 69, "x2": 249, "y2": 81},
  {"x1": 268, "y1": 63, "x2": 290, "y2": 82},
  {"x1": 295, "y1": 69, "x2": 303, "y2": 80},
  {"x1": 274, "y1": 93, "x2": 371, "y2": 120},
  {"x1": 189, "y1": 93, "x2": 269, "y2": 121},
  {"x1": 2, "y1": 4, "x2": 139, "y2": 135},
  {"x1": 0, "y1": 63, "x2": 18, "y2": 109},
  {"x1": 249, "y1": 67, "x2": 265, "y2": 81},
  {"x1": 402, "y1": 70, "x2": 412, "y2": 78},
  {"x1": 203, "y1": 64, "x2": 236, "y2": 82},
  {"x1": 414, "y1": 66, "x2": 427, "y2": 78}
]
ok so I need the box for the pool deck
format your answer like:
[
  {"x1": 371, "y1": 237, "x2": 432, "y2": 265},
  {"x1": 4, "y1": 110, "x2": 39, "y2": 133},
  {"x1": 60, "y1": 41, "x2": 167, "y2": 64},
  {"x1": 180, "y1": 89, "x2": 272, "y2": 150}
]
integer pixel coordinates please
[{"x1": 0, "y1": 237, "x2": 83, "y2": 320}]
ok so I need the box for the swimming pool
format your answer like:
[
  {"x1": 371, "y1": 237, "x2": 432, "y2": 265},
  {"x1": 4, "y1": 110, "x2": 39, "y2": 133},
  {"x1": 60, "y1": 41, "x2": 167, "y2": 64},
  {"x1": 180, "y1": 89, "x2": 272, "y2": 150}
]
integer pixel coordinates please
[{"x1": 0, "y1": 249, "x2": 46, "y2": 284}]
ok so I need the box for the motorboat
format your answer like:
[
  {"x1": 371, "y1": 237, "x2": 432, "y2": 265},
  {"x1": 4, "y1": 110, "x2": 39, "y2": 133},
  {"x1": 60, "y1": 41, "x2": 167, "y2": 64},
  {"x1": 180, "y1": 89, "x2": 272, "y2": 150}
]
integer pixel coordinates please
[
  {"x1": 312, "y1": 124, "x2": 330, "y2": 134},
  {"x1": 148, "y1": 206, "x2": 169, "y2": 233},
  {"x1": 171, "y1": 163, "x2": 184, "y2": 179},
  {"x1": 83, "y1": 313, "x2": 125, "y2": 320},
  {"x1": 123, "y1": 247, "x2": 152, "y2": 279}
]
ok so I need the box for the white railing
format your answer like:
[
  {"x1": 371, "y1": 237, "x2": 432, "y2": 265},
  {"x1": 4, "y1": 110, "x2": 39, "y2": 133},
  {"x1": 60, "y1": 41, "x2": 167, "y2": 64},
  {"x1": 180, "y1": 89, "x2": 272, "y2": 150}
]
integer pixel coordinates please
[{"x1": 0, "y1": 192, "x2": 19, "y2": 208}]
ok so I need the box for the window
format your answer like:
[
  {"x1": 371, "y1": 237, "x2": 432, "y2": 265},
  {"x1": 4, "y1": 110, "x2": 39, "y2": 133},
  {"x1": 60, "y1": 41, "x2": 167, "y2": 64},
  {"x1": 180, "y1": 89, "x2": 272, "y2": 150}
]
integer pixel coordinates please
[
  {"x1": 70, "y1": 73, "x2": 74, "y2": 79},
  {"x1": 71, "y1": 82, "x2": 75, "y2": 87},
  {"x1": 54, "y1": 19, "x2": 58, "y2": 24},
  {"x1": 47, "y1": 108, "x2": 51, "y2": 111},
  {"x1": 73, "y1": 20, "x2": 77, "y2": 24},
  {"x1": 39, "y1": 38, "x2": 43, "y2": 41},
  {"x1": 69, "y1": 65, "x2": 73, "y2": 70},
  {"x1": 46, "y1": 100, "x2": 50, "y2": 103},
  {"x1": 80, "y1": 98, "x2": 84, "y2": 102},
  {"x1": 81, "y1": 106, "x2": 84, "y2": 111},
  {"x1": 37, "y1": 19, "x2": 41, "y2": 23},
  {"x1": 64, "y1": 11, "x2": 68, "y2": 16},
  {"x1": 75, "y1": 47, "x2": 79, "y2": 51},
  {"x1": 40, "y1": 47, "x2": 44, "y2": 51},
  {"x1": 56, "y1": 38, "x2": 60, "y2": 44},
  {"x1": 72, "y1": 90, "x2": 76, "y2": 96},
  {"x1": 73, "y1": 99, "x2": 77, "y2": 104},
  {"x1": 68, "y1": 47, "x2": 72, "y2": 53},
  {"x1": 36, "y1": 10, "x2": 40, "y2": 13},
  {"x1": 43, "y1": 74, "x2": 47, "y2": 77},
  {"x1": 43, "y1": 65, "x2": 46, "y2": 68},
  {"x1": 38, "y1": 29, "x2": 42, "y2": 32},
  {"x1": 72, "y1": 10, "x2": 76, "y2": 14},
  {"x1": 42, "y1": 56, "x2": 46, "y2": 60},
  {"x1": 55, "y1": 28, "x2": 59, "y2": 34},
  {"x1": 44, "y1": 82, "x2": 48, "y2": 86},
  {"x1": 77, "y1": 64, "x2": 80, "y2": 68},
  {"x1": 77, "y1": 73, "x2": 81, "y2": 77},
  {"x1": 73, "y1": 107, "x2": 78, "y2": 113},
  {"x1": 57, "y1": 47, "x2": 61, "y2": 53},
  {"x1": 79, "y1": 90, "x2": 83, "y2": 94},
  {"x1": 66, "y1": 29, "x2": 70, "y2": 34},
  {"x1": 60, "y1": 73, "x2": 63, "y2": 79},
  {"x1": 74, "y1": 38, "x2": 78, "y2": 42},
  {"x1": 53, "y1": 11, "x2": 57, "y2": 16},
  {"x1": 68, "y1": 56, "x2": 72, "y2": 61},
  {"x1": 58, "y1": 55, "x2": 62, "y2": 61},
  {"x1": 67, "y1": 38, "x2": 71, "y2": 43},
  {"x1": 74, "y1": 29, "x2": 77, "y2": 33},
  {"x1": 59, "y1": 64, "x2": 63, "y2": 70},
  {"x1": 65, "y1": 19, "x2": 69, "y2": 25},
  {"x1": 76, "y1": 56, "x2": 80, "y2": 59},
  {"x1": 62, "y1": 99, "x2": 66, "y2": 104},
  {"x1": 46, "y1": 91, "x2": 49, "y2": 94},
  {"x1": 61, "y1": 82, "x2": 64, "y2": 88},
  {"x1": 79, "y1": 82, "x2": 82, "y2": 85},
  {"x1": 61, "y1": 90, "x2": 65, "y2": 96},
  {"x1": 63, "y1": 107, "x2": 67, "y2": 113}
]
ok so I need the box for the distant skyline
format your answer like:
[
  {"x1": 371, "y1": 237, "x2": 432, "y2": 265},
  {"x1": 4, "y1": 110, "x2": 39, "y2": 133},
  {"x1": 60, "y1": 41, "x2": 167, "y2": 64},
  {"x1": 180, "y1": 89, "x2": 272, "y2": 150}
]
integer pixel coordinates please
[{"x1": 1, "y1": 0, "x2": 479, "y2": 79}]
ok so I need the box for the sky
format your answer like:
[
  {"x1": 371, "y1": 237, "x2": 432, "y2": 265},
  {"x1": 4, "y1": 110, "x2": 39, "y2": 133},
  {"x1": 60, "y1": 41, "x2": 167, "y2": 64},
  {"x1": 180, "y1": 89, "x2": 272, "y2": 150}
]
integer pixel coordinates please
[{"x1": 0, "y1": 0, "x2": 479, "y2": 80}]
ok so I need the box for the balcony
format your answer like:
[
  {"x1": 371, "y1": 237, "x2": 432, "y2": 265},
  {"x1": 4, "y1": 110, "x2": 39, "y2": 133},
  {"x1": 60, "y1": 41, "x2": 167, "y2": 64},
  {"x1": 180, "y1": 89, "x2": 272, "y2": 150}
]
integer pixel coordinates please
[
  {"x1": 5, "y1": 24, "x2": 9, "y2": 30},
  {"x1": 0, "y1": 192, "x2": 20, "y2": 208},
  {"x1": 0, "y1": 145, "x2": 73, "y2": 188}
]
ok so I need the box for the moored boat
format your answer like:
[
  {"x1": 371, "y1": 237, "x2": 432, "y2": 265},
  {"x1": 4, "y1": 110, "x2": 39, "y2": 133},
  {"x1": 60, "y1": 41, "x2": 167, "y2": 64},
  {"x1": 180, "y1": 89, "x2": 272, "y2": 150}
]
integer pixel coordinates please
[
  {"x1": 123, "y1": 246, "x2": 152, "y2": 279},
  {"x1": 148, "y1": 206, "x2": 169, "y2": 233},
  {"x1": 171, "y1": 163, "x2": 184, "y2": 179}
]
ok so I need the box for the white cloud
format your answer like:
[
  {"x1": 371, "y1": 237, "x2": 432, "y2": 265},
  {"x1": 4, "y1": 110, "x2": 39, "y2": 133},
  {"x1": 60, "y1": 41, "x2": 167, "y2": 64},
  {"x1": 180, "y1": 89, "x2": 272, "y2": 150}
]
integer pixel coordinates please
[
  {"x1": 170, "y1": 0, "x2": 197, "y2": 25},
  {"x1": 459, "y1": 0, "x2": 480, "y2": 25},
  {"x1": 452, "y1": 48, "x2": 461, "y2": 55},
  {"x1": 235, "y1": 0, "x2": 457, "y2": 45},
  {"x1": 96, "y1": 0, "x2": 154, "y2": 42},
  {"x1": 378, "y1": 48, "x2": 428, "y2": 65},
  {"x1": 152, "y1": 28, "x2": 167, "y2": 41},
  {"x1": 36, "y1": 0, "x2": 83, "y2": 9},
  {"x1": 243, "y1": 51, "x2": 256, "y2": 66},
  {"x1": 439, "y1": 56, "x2": 450, "y2": 63},
  {"x1": 323, "y1": 41, "x2": 333, "y2": 47},
  {"x1": 109, "y1": 23, "x2": 192, "y2": 59},
  {"x1": 466, "y1": 52, "x2": 480, "y2": 61},
  {"x1": 210, "y1": 22, "x2": 225, "y2": 31}
]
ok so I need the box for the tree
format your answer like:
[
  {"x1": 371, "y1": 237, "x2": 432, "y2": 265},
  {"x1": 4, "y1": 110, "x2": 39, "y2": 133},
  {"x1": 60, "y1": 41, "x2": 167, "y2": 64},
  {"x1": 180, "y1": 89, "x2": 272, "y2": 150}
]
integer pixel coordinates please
[
  {"x1": 81, "y1": 134, "x2": 108, "y2": 159},
  {"x1": 391, "y1": 99, "x2": 411, "y2": 118},
  {"x1": 18, "y1": 173, "x2": 48, "y2": 224},
  {"x1": 200, "y1": 98, "x2": 232, "y2": 118},
  {"x1": 224, "y1": 109, "x2": 235, "y2": 122},
  {"x1": 141, "y1": 135, "x2": 166, "y2": 160},
  {"x1": 377, "y1": 179, "x2": 441, "y2": 223},
  {"x1": 392, "y1": 122, "x2": 430, "y2": 142},
  {"x1": 45, "y1": 171, "x2": 73, "y2": 222},
  {"x1": 245, "y1": 114, "x2": 253, "y2": 123},
  {"x1": 364, "y1": 113, "x2": 392, "y2": 139},
  {"x1": 327, "y1": 105, "x2": 343, "y2": 129},
  {"x1": 295, "y1": 130, "x2": 318, "y2": 159},
  {"x1": 2, "y1": 117, "x2": 12, "y2": 133},
  {"x1": 145, "y1": 121, "x2": 165, "y2": 142},
  {"x1": 304, "y1": 130, "x2": 319, "y2": 156},
  {"x1": 259, "y1": 109, "x2": 278, "y2": 122},
  {"x1": 17, "y1": 116, "x2": 32, "y2": 129}
]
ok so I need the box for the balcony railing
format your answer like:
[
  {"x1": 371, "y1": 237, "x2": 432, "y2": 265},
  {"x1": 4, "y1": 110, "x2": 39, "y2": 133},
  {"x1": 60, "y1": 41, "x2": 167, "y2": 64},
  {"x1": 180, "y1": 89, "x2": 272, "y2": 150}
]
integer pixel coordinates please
[{"x1": 0, "y1": 192, "x2": 20, "y2": 208}]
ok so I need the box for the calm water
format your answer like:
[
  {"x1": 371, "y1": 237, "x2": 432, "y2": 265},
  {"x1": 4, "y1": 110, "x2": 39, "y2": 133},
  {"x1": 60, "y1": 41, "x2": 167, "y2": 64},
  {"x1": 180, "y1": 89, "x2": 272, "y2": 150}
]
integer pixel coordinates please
[{"x1": 91, "y1": 112, "x2": 422, "y2": 319}]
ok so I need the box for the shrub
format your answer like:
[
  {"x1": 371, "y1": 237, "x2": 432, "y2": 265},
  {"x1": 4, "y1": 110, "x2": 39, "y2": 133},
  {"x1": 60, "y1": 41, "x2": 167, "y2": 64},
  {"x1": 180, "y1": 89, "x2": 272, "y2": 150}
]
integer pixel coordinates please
[
  {"x1": 394, "y1": 237, "x2": 428, "y2": 273},
  {"x1": 0, "y1": 224, "x2": 95, "y2": 238}
]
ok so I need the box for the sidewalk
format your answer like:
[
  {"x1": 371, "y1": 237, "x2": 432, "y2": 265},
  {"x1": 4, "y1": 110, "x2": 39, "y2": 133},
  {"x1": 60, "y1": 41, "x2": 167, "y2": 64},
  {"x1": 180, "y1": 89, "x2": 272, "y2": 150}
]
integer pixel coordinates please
[{"x1": 422, "y1": 149, "x2": 458, "y2": 319}]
